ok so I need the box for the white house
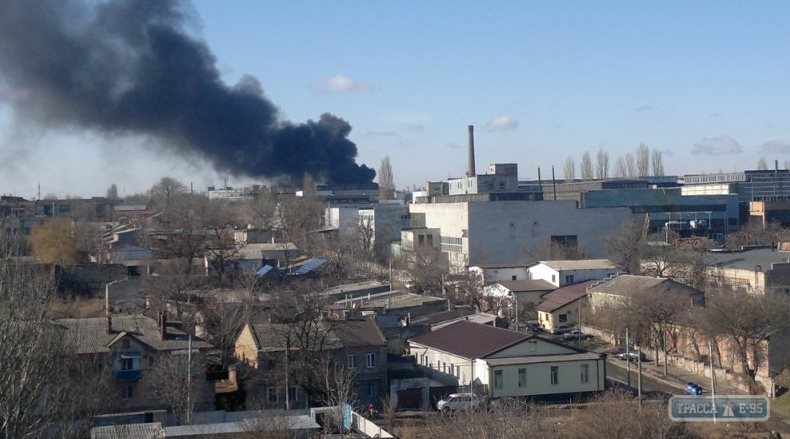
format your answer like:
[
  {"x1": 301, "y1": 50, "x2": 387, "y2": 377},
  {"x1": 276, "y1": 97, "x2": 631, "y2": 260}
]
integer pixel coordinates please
[
  {"x1": 527, "y1": 259, "x2": 622, "y2": 288},
  {"x1": 408, "y1": 321, "x2": 606, "y2": 399}
]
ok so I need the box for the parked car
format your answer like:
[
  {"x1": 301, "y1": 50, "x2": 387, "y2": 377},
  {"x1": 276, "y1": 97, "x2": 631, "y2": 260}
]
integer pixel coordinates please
[
  {"x1": 563, "y1": 330, "x2": 592, "y2": 340},
  {"x1": 436, "y1": 393, "x2": 481, "y2": 412},
  {"x1": 615, "y1": 351, "x2": 645, "y2": 362},
  {"x1": 551, "y1": 325, "x2": 574, "y2": 335},
  {"x1": 685, "y1": 382, "x2": 703, "y2": 395},
  {"x1": 526, "y1": 322, "x2": 544, "y2": 333}
]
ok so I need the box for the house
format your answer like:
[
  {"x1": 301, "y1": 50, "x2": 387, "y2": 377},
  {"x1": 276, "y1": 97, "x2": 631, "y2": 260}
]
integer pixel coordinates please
[
  {"x1": 234, "y1": 318, "x2": 388, "y2": 409},
  {"x1": 537, "y1": 281, "x2": 595, "y2": 332},
  {"x1": 588, "y1": 274, "x2": 705, "y2": 310},
  {"x1": 482, "y1": 279, "x2": 556, "y2": 322},
  {"x1": 705, "y1": 247, "x2": 790, "y2": 295},
  {"x1": 408, "y1": 321, "x2": 606, "y2": 400},
  {"x1": 56, "y1": 314, "x2": 215, "y2": 414},
  {"x1": 469, "y1": 263, "x2": 530, "y2": 284},
  {"x1": 527, "y1": 259, "x2": 622, "y2": 288}
]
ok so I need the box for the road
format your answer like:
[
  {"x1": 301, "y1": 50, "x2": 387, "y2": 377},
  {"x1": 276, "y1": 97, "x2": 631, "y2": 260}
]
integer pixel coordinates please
[{"x1": 606, "y1": 358, "x2": 679, "y2": 398}]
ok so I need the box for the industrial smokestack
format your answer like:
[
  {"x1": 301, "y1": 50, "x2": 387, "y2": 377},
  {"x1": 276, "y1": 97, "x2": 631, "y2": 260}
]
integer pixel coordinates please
[{"x1": 467, "y1": 125, "x2": 476, "y2": 177}]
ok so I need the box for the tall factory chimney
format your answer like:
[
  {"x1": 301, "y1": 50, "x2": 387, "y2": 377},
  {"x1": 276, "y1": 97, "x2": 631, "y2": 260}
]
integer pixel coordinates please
[{"x1": 467, "y1": 125, "x2": 476, "y2": 177}]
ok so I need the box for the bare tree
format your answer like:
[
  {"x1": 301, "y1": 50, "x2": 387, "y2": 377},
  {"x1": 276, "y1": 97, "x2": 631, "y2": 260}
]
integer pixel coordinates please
[
  {"x1": 651, "y1": 149, "x2": 664, "y2": 176},
  {"x1": 105, "y1": 183, "x2": 119, "y2": 200},
  {"x1": 579, "y1": 152, "x2": 593, "y2": 180},
  {"x1": 563, "y1": 156, "x2": 576, "y2": 182},
  {"x1": 697, "y1": 287, "x2": 790, "y2": 391},
  {"x1": 636, "y1": 143, "x2": 650, "y2": 177},
  {"x1": 606, "y1": 219, "x2": 647, "y2": 274},
  {"x1": 149, "y1": 350, "x2": 208, "y2": 425},
  {"x1": 625, "y1": 153, "x2": 637, "y2": 177},
  {"x1": 596, "y1": 148, "x2": 609, "y2": 179},
  {"x1": 614, "y1": 156, "x2": 628, "y2": 178},
  {"x1": 378, "y1": 156, "x2": 395, "y2": 201},
  {"x1": 0, "y1": 232, "x2": 111, "y2": 438},
  {"x1": 757, "y1": 157, "x2": 769, "y2": 170},
  {"x1": 148, "y1": 176, "x2": 188, "y2": 208}
]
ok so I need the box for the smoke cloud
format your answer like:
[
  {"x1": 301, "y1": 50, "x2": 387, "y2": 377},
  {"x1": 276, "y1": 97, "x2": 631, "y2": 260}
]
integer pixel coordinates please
[{"x1": 0, "y1": 0, "x2": 375, "y2": 185}]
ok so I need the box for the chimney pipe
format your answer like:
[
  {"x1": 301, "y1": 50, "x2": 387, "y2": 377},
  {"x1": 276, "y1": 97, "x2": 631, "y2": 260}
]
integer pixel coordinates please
[{"x1": 467, "y1": 125, "x2": 476, "y2": 177}]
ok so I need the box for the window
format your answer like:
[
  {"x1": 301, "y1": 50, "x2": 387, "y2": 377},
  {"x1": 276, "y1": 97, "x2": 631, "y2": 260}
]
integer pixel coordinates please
[
  {"x1": 121, "y1": 385, "x2": 134, "y2": 400},
  {"x1": 494, "y1": 370, "x2": 503, "y2": 389},
  {"x1": 366, "y1": 353, "x2": 376, "y2": 368},
  {"x1": 558, "y1": 314, "x2": 567, "y2": 323},
  {"x1": 581, "y1": 364, "x2": 589, "y2": 384},
  {"x1": 550, "y1": 366, "x2": 559, "y2": 385},
  {"x1": 565, "y1": 274, "x2": 574, "y2": 284},
  {"x1": 518, "y1": 368, "x2": 527, "y2": 388},
  {"x1": 512, "y1": 275, "x2": 517, "y2": 280},
  {"x1": 367, "y1": 381, "x2": 377, "y2": 397},
  {"x1": 418, "y1": 235, "x2": 425, "y2": 246},
  {"x1": 346, "y1": 355, "x2": 356, "y2": 368},
  {"x1": 450, "y1": 363, "x2": 455, "y2": 376},
  {"x1": 551, "y1": 274, "x2": 556, "y2": 283},
  {"x1": 267, "y1": 387, "x2": 278, "y2": 403},
  {"x1": 120, "y1": 358, "x2": 135, "y2": 371},
  {"x1": 288, "y1": 387, "x2": 299, "y2": 402}
]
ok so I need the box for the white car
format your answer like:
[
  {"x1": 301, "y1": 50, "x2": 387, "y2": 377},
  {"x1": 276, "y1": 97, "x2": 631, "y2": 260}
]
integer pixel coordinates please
[{"x1": 436, "y1": 393, "x2": 481, "y2": 412}]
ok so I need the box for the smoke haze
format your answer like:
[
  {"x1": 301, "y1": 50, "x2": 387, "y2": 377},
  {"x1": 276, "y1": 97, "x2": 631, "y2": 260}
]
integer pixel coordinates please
[{"x1": 0, "y1": 0, "x2": 375, "y2": 185}]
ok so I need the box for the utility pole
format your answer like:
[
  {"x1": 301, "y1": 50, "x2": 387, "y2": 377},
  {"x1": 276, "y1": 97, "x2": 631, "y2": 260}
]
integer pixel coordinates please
[
  {"x1": 285, "y1": 338, "x2": 291, "y2": 410},
  {"x1": 709, "y1": 339, "x2": 716, "y2": 424},
  {"x1": 637, "y1": 343, "x2": 642, "y2": 405},
  {"x1": 187, "y1": 334, "x2": 192, "y2": 424},
  {"x1": 625, "y1": 328, "x2": 631, "y2": 388}
]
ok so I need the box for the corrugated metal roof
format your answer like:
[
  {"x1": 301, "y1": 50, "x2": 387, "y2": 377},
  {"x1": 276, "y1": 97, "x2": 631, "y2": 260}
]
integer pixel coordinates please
[
  {"x1": 536, "y1": 259, "x2": 621, "y2": 271},
  {"x1": 409, "y1": 321, "x2": 530, "y2": 359}
]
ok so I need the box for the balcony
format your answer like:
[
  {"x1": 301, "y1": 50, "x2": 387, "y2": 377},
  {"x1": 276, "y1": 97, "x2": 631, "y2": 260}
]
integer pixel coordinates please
[{"x1": 116, "y1": 369, "x2": 142, "y2": 382}]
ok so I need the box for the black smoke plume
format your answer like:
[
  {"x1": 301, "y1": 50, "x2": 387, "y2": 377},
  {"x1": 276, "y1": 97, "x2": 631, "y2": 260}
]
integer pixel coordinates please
[{"x1": 0, "y1": 0, "x2": 375, "y2": 185}]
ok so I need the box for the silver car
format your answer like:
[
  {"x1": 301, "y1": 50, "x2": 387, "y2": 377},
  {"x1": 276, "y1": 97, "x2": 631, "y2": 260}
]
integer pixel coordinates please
[{"x1": 436, "y1": 393, "x2": 481, "y2": 412}]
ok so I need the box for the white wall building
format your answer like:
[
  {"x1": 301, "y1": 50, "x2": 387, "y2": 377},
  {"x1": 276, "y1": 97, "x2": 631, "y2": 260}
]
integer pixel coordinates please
[
  {"x1": 408, "y1": 321, "x2": 605, "y2": 399},
  {"x1": 407, "y1": 201, "x2": 634, "y2": 273},
  {"x1": 527, "y1": 259, "x2": 623, "y2": 288}
]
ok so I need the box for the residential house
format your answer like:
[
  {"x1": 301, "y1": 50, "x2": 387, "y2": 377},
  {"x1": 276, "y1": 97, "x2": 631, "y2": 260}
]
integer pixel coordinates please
[
  {"x1": 234, "y1": 318, "x2": 388, "y2": 409},
  {"x1": 482, "y1": 279, "x2": 556, "y2": 322},
  {"x1": 469, "y1": 263, "x2": 530, "y2": 284},
  {"x1": 527, "y1": 259, "x2": 622, "y2": 288},
  {"x1": 408, "y1": 321, "x2": 606, "y2": 400},
  {"x1": 588, "y1": 274, "x2": 705, "y2": 310},
  {"x1": 536, "y1": 281, "x2": 595, "y2": 332},
  {"x1": 56, "y1": 314, "x2": 215, "y2": 413}
]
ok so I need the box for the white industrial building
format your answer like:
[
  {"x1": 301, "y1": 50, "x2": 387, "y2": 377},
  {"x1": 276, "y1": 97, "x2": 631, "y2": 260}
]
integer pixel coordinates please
[{"x1": 403, "y1": 200, "x2": 634, "y2": 273}]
